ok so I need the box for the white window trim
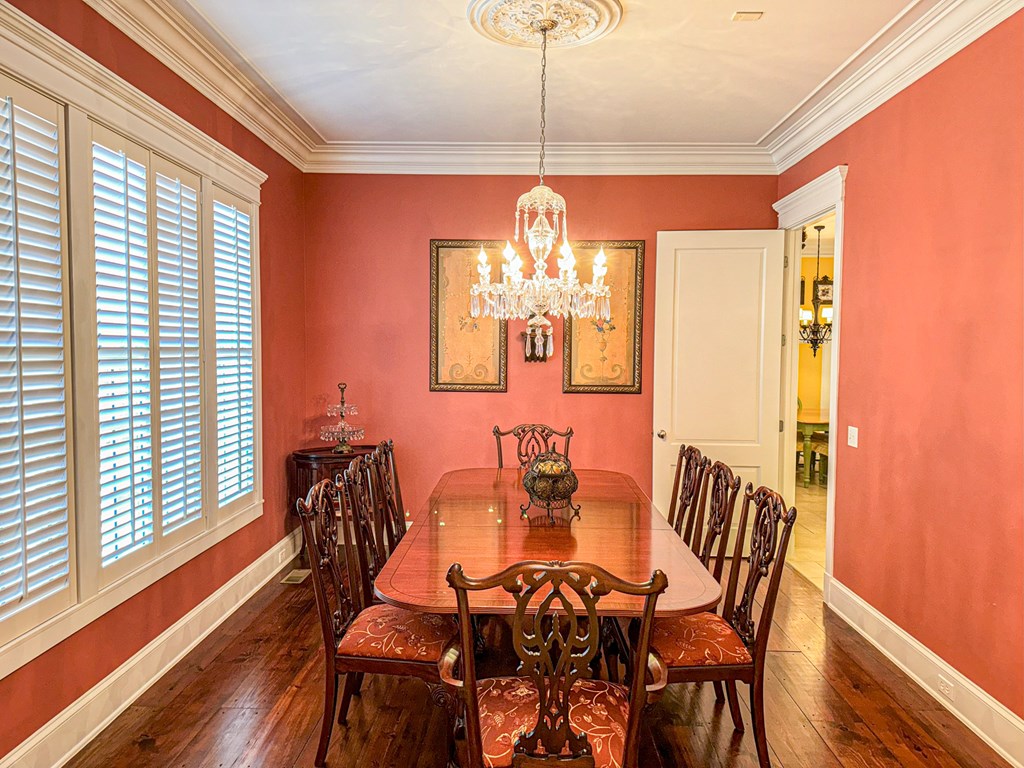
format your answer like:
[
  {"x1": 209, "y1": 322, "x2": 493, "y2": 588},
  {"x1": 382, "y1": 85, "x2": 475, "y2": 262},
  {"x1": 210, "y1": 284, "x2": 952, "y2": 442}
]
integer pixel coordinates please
[{"x1": 0, "y1": 4, "x2": 266, "y2": 679}]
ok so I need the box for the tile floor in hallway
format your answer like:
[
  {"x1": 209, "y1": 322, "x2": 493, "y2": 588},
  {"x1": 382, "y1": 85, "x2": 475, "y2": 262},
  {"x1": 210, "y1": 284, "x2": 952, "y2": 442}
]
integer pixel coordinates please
[{"x1": 790, "y1": 473, "x2": 827, "y2": 590}]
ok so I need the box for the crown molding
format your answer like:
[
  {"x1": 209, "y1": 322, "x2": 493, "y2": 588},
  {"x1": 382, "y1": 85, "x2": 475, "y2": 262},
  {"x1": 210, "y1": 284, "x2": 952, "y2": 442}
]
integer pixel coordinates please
[
  {"x1": 0, "y1": 3, "x2": 266, "y2": 193},
  {"x1": 82, "y1": 0, "x2": 316, "y2": 169},
  {"x1": 764, "y1": 0, "x2": 1024, "y2": 172},
  {"x1": 305, "y1": 142, "x2": 778, "y2": 175},
  {"x1": 65, "y1": 0, "x2": 1024, "y2": 175}
]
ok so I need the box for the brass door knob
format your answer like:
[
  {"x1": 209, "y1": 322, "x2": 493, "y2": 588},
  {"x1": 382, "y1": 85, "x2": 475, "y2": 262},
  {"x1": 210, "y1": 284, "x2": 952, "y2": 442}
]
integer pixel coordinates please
[{"x1": 656, "y1": 430, "x2": 667, "y2": 439}]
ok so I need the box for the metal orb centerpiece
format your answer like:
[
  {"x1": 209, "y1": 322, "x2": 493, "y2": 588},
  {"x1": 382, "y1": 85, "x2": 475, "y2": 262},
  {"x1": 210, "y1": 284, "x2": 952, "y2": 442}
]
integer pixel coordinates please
[{"x1": 521, "y1": 449, "x2": 580, "y2": 522}]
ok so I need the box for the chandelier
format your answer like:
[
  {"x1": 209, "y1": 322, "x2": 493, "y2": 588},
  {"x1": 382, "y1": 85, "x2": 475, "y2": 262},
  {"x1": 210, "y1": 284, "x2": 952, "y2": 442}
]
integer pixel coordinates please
[
  {"x1": 469, "y1": 15, "x2": 611, "y2": 358},
  {"x1": 799, "y1": 224, "x2": 833, "y2": 357}
]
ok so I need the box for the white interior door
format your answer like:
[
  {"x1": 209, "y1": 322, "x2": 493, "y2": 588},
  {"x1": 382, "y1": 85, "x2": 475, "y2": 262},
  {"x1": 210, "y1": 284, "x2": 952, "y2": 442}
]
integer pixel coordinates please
[{"x1": 653, "y1": 230, "x2": 785, "y2": 518}]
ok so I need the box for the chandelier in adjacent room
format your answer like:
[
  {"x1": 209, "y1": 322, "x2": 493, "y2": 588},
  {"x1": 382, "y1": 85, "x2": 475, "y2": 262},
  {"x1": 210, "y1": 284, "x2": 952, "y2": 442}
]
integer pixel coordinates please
[
  {"x1": 469, "y1": 6, "x2": 614, "y2": 357},
  {"x1": 799, "y1": 224, "x2": 833, "y2": 357}
]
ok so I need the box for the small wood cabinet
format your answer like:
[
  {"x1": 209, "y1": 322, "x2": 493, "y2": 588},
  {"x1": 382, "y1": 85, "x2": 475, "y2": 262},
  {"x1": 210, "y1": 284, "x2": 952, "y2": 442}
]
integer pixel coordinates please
[
  {"x1": 287, "y1": 445, "x2": 376, "y2": 563},
  {"x1": 288, "y1": 445, "x2": 376, "y2": 512}
]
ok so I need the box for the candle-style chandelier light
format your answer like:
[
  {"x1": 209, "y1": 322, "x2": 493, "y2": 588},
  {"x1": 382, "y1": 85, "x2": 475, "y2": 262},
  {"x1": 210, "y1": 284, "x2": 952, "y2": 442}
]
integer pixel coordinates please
[
  {"x1": 469, "y1": 14, "x2": 611, "y2": 358},
  {"x1": 799, "y1": 224, "x2": 834, "y2": 357}
]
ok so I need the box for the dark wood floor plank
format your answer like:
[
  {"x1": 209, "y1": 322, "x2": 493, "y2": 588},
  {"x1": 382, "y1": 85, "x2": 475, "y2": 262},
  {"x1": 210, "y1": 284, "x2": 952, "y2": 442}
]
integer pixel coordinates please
[{"x1": 65, "y1": 564, "x2": 1013, "y2": 768}]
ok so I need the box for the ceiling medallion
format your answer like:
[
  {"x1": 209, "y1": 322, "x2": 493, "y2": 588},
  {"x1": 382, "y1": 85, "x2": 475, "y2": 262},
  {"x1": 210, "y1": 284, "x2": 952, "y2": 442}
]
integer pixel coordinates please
[{"x1": 468, "y1": 0, "x2": 623, "y2": 48}]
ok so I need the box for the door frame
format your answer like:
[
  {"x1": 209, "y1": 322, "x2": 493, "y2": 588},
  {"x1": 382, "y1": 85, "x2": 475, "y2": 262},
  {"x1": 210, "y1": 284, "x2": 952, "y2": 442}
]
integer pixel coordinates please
[{"x1": 773, "y1": 165, "x2": 847, "y2": 602}]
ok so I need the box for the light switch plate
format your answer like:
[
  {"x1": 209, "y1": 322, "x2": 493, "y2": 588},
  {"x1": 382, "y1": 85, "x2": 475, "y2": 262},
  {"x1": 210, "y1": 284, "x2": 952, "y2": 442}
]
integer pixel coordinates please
[{"x1": 847, "y1": 426, "x2": 859, "y2": 448}]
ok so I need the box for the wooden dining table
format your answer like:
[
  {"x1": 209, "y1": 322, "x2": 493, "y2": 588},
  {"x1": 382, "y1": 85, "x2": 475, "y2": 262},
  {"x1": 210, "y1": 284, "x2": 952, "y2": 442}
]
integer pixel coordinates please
[{"x1": 374, "y1": 468, "x2": 722, "y2": 617}]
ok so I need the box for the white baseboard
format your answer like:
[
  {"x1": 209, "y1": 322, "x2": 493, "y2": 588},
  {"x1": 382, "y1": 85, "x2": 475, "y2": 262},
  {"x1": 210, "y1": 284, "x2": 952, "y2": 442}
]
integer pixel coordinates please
[
  {"x1": 828, "y1": 579, "x2": 1024, "y2": 768},
  {"x1": 1, "y1": 529, "x2": 303, "y2": 768}
]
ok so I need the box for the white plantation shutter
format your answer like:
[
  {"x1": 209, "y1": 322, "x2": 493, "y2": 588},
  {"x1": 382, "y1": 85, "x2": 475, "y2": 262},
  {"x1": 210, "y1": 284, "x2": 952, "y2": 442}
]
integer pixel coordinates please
[
  {"x1": 154, "y1": 160, "x2": 202, "y2": 534},
  {"x1": 0, "y1": 84, "x2": 73, "y2": 632},
  {"x1": 212, "y1": 195, "x2": 254, "y2": 506},
  {"x1": 92, "y1": 130, "x2": 153, "y2": 566}
]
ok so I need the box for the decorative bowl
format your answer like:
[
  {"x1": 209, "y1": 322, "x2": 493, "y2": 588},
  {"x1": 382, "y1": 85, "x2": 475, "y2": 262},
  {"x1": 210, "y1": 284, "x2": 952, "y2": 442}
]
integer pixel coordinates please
[{"x1": 521, "y1": 450, "x2": 580, "y2": 521}]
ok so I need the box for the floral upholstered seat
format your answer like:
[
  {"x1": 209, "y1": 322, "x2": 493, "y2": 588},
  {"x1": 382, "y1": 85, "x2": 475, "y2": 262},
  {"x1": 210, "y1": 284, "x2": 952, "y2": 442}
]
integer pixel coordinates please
[
  {"x1": 475, "y1": 677, "x2": 630, "y2": 768},
  {"x1": 650, "y1": 612, "x2": 752, "y2": 667},
  {"x1": 336, "y1": 604, "x2": 457, "y2": 662}
]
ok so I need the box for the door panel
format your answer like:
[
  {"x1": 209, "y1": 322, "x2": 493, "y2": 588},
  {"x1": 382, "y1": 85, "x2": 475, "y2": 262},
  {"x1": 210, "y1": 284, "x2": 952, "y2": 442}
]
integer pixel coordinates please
[{"x1": 653, "y1": 230, "x2": 785, "y2": 519}]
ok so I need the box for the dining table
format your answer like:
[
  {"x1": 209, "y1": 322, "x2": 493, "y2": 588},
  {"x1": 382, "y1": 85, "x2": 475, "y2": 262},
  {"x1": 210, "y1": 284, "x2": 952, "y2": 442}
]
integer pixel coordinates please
[
  {"x1": 374, "y1": 467, "x2": 722, "y2": 617},
  {"x1": 797, "y1": 408, "x2": 830, "y2": 487}
]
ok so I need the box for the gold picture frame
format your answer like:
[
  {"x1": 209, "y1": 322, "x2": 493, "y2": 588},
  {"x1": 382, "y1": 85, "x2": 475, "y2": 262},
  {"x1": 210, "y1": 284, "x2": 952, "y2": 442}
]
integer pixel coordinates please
[
  {"x1": 430, "y1": 240, "x2": 508, "y2": 392},
  {"x1": 562, "y1": 241, "x2": 644, "y2": 394}
]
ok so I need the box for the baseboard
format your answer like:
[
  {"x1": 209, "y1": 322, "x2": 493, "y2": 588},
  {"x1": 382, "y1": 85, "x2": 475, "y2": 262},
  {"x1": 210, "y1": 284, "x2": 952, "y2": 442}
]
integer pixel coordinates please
[
  {"x1": 1, "y1": 529, "x2": 303, "y2": 768},
  {"x1": 828, "y1": 579, "x2": 1024, "y2": 767}
]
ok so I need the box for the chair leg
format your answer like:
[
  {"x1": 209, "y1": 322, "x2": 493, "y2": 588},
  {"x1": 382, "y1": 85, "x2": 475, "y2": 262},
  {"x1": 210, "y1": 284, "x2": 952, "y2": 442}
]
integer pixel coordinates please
[
  {"x1": 712, "y1": 680, "x2": 725, "y2": 702},
  {"x1": 749, "y1": 676, "x2": 770, "y2": 767},
  {"x1": 316, "y1": 671, "x2": 339, "y2": 767},
  {"x1": 353, "y1": 671, "x2": 365, "y2": 696},
  {"x1": 338, "y1": 671, "x2": 360, "y2": 725},
  {"x1": 726, "y1": 681, "x2": 745, "y2": 733}
]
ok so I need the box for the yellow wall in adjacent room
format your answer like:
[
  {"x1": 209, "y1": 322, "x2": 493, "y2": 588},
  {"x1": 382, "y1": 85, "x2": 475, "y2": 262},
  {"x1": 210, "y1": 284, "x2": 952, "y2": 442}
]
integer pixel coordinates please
[{"x1": 798, "y1": 256, "x2": 834, "y2": 411}]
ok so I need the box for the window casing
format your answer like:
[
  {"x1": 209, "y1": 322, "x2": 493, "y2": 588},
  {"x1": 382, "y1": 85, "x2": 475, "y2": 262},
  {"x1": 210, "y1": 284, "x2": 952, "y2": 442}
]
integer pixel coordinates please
[{"x1": 0, "y1": 48, "x2": 263, "y2": 659}]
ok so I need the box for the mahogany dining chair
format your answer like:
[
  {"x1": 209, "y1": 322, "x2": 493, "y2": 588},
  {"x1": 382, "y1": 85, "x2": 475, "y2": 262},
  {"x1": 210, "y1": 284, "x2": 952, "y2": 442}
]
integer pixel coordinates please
[
  {"x1": 492, "y1": 423, "x2": 574, "y2": 468},
  {"x1": 647, "y1": 485, "x2": 797, "y2": 768},
  {"x1": 296, "y1": 478, "x2": 457, "y2": 767},
  {"x1": 440, "y1": 560, "x2": 668, "y2": 768}
]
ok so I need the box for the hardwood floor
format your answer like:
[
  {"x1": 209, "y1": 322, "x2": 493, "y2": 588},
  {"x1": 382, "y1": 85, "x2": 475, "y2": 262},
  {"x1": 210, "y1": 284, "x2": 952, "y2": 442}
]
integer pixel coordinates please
[{"x1": 65, "y1": 562, "x2": 1010, "y2": 768}]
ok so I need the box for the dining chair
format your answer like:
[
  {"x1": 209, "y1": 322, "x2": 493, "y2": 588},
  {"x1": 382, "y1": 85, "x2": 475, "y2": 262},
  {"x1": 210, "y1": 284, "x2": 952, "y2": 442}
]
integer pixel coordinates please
[
  {"x1": 689, "y1": 461, "x2": 742, "y2": 580},
  {"x1": 367, "y1": 440, "x2": 407, "y2": 555},
  {"x1": 646, "y1": 485, "x2": 797, "y2": 768},
  {"x1": 296, "y1": 478, "x2": 458, "y2": 767},
  {"x1": 493, "y1": 423, "x2": 574, "y2": 469},
  {"x1": 666, "y1": 444, "x2": 709, "y2": 546},
  {"x1": 440, "y1": 560, "x2": 668, "y2": 768}
]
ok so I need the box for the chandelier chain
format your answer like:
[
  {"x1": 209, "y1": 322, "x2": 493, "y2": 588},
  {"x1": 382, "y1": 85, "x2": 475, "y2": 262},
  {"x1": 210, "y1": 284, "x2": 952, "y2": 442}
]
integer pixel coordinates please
[{"x1": 538, "y1": 26, "x2": 548, "y2": 184}]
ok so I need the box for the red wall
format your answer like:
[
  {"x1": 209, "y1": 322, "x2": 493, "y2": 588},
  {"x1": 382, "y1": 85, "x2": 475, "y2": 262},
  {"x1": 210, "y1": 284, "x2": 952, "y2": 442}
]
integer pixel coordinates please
[
  {"x1": 0, "y1": 1, "x2": 308, "y2": 758},
  {"x1": 302, "y1": 174, "x2": 778, "y2": 511},
  {"x1": 779, "y1": 13, "x2": 1024, "y2": 714}
]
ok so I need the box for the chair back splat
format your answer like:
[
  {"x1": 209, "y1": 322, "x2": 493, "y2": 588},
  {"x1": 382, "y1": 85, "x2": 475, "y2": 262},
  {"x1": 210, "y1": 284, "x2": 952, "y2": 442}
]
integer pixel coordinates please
[
  {"x1": 493, "y1": 423, "x2": 574, "y2": 469},
  {"x1": 337, "y1": 456, "x2": 385, "y2": 612},
  {"x1": 724, "y1": 485, "x2": 798, "y2": 656},
  {"x1": 693, "y1": 461, "x2": 742, "y2": 583},
  {"x1": 447, "y1": 561, "x2": 667, "y2": 768},
  {"x1": 368, "y1": 439, "x2": 407, "y2": 555},
  {"x1": 295, "y1": 479, "x2": 359, "y2": 657},
  {"x1": 667, "y1": 444, "x2": 709, "y2": 546}
]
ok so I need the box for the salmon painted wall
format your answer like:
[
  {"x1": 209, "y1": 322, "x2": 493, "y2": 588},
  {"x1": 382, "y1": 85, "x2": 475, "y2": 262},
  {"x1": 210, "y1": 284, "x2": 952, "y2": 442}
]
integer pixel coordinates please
[
  {"x1": 0, "y1": 1, "x2": 307, "y2": 758},
  {"x1": 779, "y1": 13, "x2": 1024, "y2": 714},
  {"x1": 302, "y1": 174, "x2": 778, "y2": 512}
]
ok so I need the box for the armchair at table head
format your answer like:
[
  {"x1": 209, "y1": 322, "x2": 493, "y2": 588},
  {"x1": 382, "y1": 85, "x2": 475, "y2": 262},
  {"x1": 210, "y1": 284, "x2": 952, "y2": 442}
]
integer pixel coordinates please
[
  {"x1": 440, "y1": 560, "x2": 667, "y2": 768},
  {"x1": 493, "y1": 423, "x2": 574, "y2": 469}
]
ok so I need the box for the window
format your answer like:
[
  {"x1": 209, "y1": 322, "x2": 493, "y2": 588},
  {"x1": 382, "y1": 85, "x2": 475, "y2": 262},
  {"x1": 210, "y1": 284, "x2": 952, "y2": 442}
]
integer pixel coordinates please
[
  {"x1": 0, "y1": 78, "x2": 74, "y2": 645},
  {"x1": 211, "y1": 191, "x2": 254, "y2": 508},
  {"x1": 0, "y1": 35, "x2": 264, "y2": 661},
  {"x1": 85, "y1": 124, "x2": 251, "y2": 587}
]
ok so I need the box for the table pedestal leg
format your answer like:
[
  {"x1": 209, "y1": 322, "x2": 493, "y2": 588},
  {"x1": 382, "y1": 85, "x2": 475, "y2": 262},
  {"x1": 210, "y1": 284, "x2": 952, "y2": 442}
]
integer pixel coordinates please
[{"x1": 802, "y1": 431, "x2": 813, "y2": 487}]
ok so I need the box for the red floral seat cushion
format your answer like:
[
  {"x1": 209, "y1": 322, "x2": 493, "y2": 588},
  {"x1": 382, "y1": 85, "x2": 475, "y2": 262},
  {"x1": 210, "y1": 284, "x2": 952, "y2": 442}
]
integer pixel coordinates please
[
  {"x1": 475, "y1": 677, "x2": 630, "y2": 768},
  {"x1": 336, "y1": 604, "x2": 456, "y2": 662},
  {"x1": 650, "y1": 612, "x2": 752, "y2": 667}
]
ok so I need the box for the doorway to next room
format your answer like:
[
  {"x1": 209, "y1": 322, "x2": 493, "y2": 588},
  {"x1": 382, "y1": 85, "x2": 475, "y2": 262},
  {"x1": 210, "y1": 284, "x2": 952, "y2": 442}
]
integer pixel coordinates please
[{"x1": 788, "y1": 211, "x2": 835, "y2": 590}]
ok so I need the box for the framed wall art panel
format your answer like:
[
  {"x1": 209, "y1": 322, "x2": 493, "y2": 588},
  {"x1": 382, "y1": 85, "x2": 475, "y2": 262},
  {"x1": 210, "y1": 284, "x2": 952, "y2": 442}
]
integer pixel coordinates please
[
  {"x1": 563, "y1": 240, "x2": 644, "y2": 394},
  {"x1": 430, "y1": 240, "x2": 508, "y2": 392}
]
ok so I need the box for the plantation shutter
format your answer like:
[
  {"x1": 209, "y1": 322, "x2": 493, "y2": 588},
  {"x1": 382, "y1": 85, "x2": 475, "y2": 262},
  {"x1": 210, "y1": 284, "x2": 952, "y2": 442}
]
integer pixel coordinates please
[
  {"x1": 212, "y1": 193, "x2": 254, "y2": 506},
  {"x1": 0, "y1": 82, "x2": 73, "y2": 631},
  {"x1": 154, "y1": 158, "x2": 202, "y2": 535},
  {"x1": 92, "y1": 127, "x2": 153, "y2": 566}
]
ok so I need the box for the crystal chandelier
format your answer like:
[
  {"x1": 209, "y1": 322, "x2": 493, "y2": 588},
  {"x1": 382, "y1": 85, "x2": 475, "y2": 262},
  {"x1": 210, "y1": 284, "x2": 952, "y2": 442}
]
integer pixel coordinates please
[
  {"x1": 799, "y1": 224, "x2": 833, "y2": 357},
  {"x1": 469, "y1": 16, "x2": 611, "y2": 358}
]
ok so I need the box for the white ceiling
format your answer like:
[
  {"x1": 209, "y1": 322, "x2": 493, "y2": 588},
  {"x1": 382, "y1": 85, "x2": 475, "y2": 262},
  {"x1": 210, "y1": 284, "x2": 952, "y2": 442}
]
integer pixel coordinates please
[{"x1": 167, "y1": 0, "x2": 917, "y2": 145}]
